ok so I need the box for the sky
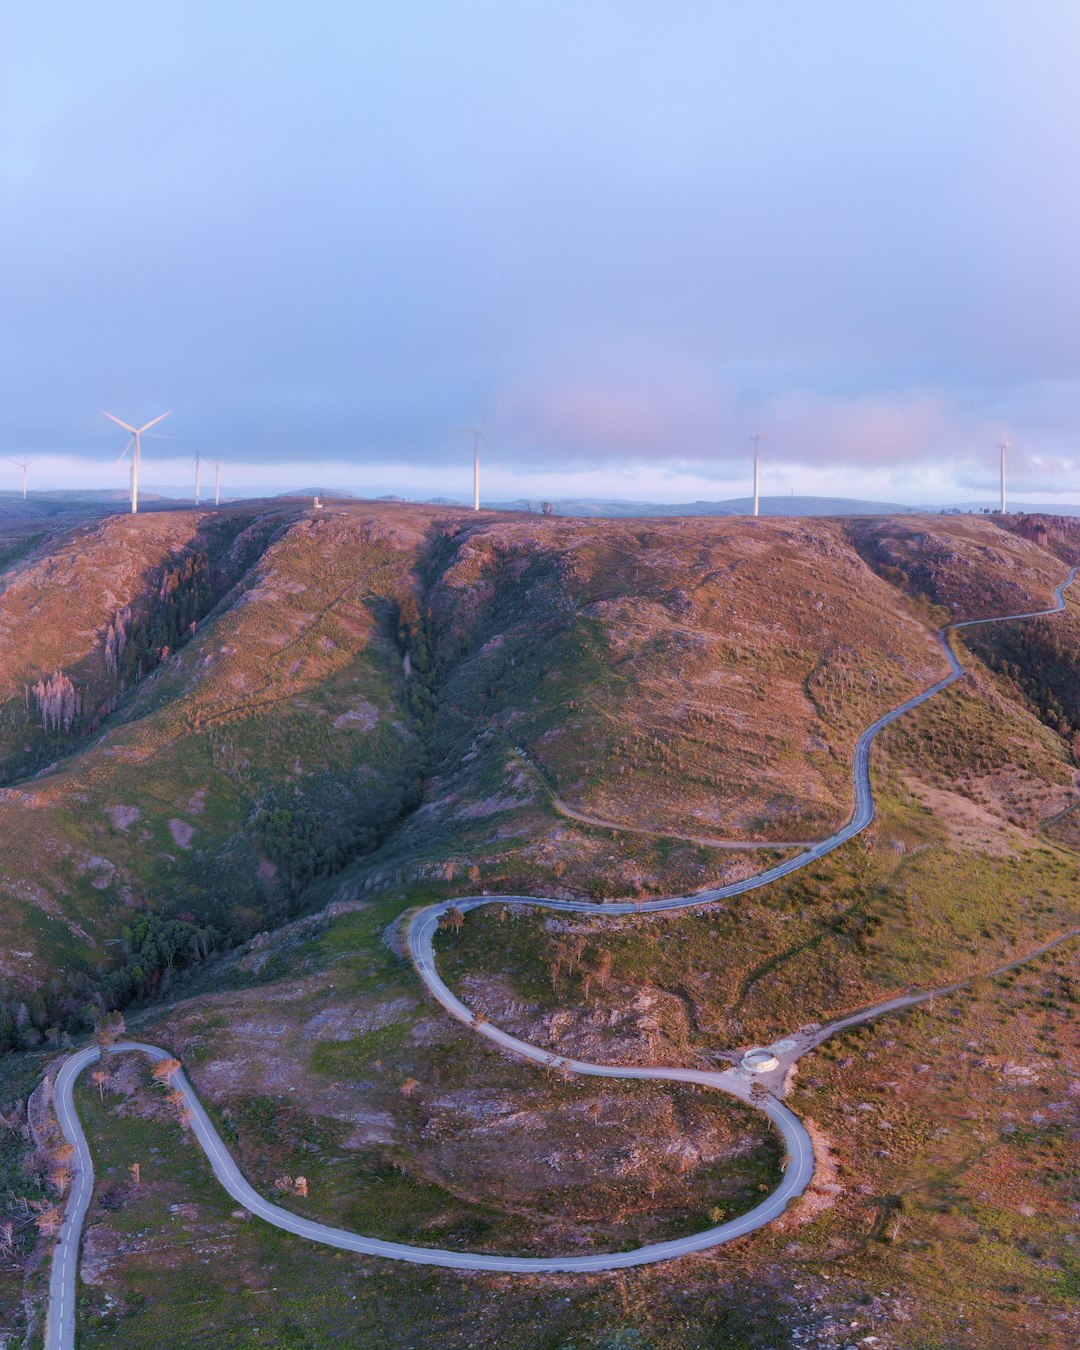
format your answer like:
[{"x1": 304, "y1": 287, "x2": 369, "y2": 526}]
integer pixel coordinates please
[{"x1": 3, "y1": 1, "x2": 1080, "y2": 505}]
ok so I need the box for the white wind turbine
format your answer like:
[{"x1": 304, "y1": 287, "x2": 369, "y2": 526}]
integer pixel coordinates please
[
  {"x1": 456, "y1": 427, "x2": 486, "y2": 511},
  {"x1": 11, "y1": 456, "x2": 33, "y2": 500},
  {"x1": 213, "y1": 461, "x2": 222, "y2": 506},
  {"x1": 192, "y1": 449, "x2": 203, "y2": 505},
  {"x1": 750, "y1": 425, "x2": 764, "y2": 517},
  {"x1": 998, "y1": 431, "x2": 1011, "y2": 513},
  {"x1": 102, "y1": 410, "x2": 171, "y2": 514}
]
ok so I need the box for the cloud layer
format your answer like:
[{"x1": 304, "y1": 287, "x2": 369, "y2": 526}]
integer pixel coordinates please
[{"x1": 2, "y1": 3, "x2": 1080, "y2": 502}]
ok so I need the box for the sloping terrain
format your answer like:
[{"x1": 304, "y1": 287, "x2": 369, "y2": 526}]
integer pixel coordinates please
[
  {"x1": 367, "y1": 514, "x2": 947, "y2": 913},
  {"x1": 1, "y1": 507, "x2": 1079, "y2": 1349},
  {"x1": 0, "y1": 504, "x2": 429, "y2": 1014}
]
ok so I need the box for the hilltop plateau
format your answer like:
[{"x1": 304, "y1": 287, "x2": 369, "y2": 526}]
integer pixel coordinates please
[{"x1": 0, "y1": 504, "x2": 1077, "y2": 1349}]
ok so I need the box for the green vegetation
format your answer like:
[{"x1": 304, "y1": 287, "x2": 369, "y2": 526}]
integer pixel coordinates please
[
  {"x1": 965, "y1": 610, "x2": 1080, "y2": 744},
  {"x1": 0, "y1": 911, "x2": 219, "y2": 1052}
]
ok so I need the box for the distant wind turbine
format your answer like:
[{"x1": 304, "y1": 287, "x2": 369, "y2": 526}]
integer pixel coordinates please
[
  {"x1": 998, "y1": 432, "x2": 1011, "y2": 513},
  {"x1": 11, "y1": 456, "x2": 33, "y2": 500},
  {"x1": 750, "y1": 426, "x2": 764, "y2": 517},
  {"x1": 102, "y1": 410, "x2": 172, "y2": 514},
  {"x1": 192, "y1": 450, "x2": 202, "y2": 505},
  {"x1": 455, "y1": 428, "x2": 486, "y2": 511},
  {"x1": 213, "y1": 461, "x2": 222, "y2": 507}
]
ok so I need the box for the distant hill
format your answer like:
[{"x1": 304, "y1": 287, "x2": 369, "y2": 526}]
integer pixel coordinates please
[
  {"x1": 941, "y1": 501, "x2": 1080, "y2": 516},
  {"x1": 482, "y1": 494, "x2": 914, "y2": 518},
  {"x1": 273, "y1": 487, "x2": 359, "y2": 500}
]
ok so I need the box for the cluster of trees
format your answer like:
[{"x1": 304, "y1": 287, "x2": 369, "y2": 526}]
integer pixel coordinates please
[
  {"x1": 107, "y1": 552, "x2": 215, "y2": 685},
  {"x1": 0, "y1": 911, "x2": 218, "y2": 1054},
  {"x1": 103, "y1": 604, "x2": 133, "y2": 675},
  {"x1": 28, "y1": 671, "x2": 82, "y2": 731},
  {"x1": 968, "y1": 620, "x2": 1080, "y2": 746},
  {"x1": 257, "y1": 768, "x2": 423, "y2": 901},
  {"x1": 547, "y1": 931, "x2": 614, "y2": 997},
  {"x1": 395, "y1": 591, "x2": 437, "y2": 736}
]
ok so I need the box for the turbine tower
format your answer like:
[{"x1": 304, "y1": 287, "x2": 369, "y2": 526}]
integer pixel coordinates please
[
  {"x1": 998, "y1": 433, "x2": 1011, "y2": 513},
  {"x1": 11, "y1": 456, "x2": 33, "y2": 500},
  {"x1": 192, "y1": 450, "x2": 202, "y2": 505},
  {"x1": 750, "y1": 426, "x2": 764, "y2": 517},
  {"x1": 102, "y1": 410, "x2": 171, "y2": 514},
  {"x1": 456, "y1": 428, "x2": 486, "y2": 511},
  {"x1": 213, "y1": 461, "x2": 222, "y2": 506}
]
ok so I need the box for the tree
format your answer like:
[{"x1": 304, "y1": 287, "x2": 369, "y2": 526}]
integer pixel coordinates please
[
  {"x1": 91, "y1": 1070, "x2": 110, "y2": 1103},
  {"x1": 151, "y1": 1057, "x2": 182, "y2": 1086},
  {"x1": 129, "y1": 1162, "x2": 141, "y2": 1189},
  {"x1": 34, "y1": 1206, "x2": 63, "y2": 1237},
  {"x1": 594, "y1": 947, "x2": 614, "y2": 990},
  {"x1": 95, "y1": 1011, "x2": 126, "y2": 1057},
  {"x1": 400, "y1": 1078, "x2": 420, "y2": 1099},
  {"x1": 439, "y1": 907, "x2": 465, "y2": 936},
  {"x1": 0, "y1": 1098, "x2": 25, "y2": 1132},
  {"x1": 50, "y1": 1166, "x2": 73, "y2": 1195}
]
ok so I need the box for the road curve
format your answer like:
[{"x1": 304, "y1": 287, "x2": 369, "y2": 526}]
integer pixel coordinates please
[{"x1": 44, "y1": 566, "x2": 1078, "y2": 1349}]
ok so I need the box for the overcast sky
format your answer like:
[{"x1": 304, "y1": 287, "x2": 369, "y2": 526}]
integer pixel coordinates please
[{"x1": 3, "y1": 2, "x2": 1080, "y2": 504}]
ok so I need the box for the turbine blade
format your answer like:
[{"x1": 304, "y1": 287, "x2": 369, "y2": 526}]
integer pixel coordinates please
[
  {"x1": 114, "y1": 436, "x2": 135, "y2": 465},
  {"x1": 102, "y1": 411, "x2": 137, "y2": 434},
  {"x1": 138, "y1": 411, "x2": 172, "y2": 433}
]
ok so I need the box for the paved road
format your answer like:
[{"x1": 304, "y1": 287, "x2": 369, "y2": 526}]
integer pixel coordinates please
[{"x1": 43, "y1": 567, "x2": 1079, "y2": 1348}]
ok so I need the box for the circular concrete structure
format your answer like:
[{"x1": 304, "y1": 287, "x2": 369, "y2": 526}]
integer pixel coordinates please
[{"x1": 741, "y1": 1048, "x2": 780, "y2": 1073}]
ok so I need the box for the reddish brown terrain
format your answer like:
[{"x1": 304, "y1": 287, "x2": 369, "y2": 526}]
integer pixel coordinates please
[{"x1": 0, "y1": 502, "x2": 1078, "y2": 1349}]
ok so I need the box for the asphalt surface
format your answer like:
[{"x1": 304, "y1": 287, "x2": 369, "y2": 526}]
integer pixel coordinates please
[{"x1": 43, "y1": 566, "x2": 1078, "y2": 1348}]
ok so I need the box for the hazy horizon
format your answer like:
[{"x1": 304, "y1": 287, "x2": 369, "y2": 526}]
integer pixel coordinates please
[{"x1": 6, "y1": 476, "x2": 1080, "y2": 517}]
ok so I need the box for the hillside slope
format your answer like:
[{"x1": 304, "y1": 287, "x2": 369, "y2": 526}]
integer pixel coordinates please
[
  {"x1": 0, "y1": 505, "x2": 429, "y2": 1009},
  {"x1": 2, "y1": 507, "x2": 1080, "y2": 1349}
]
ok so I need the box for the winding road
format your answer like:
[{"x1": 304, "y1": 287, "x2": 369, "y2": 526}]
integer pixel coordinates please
[{"x1": 44, "y1": 567, "x2": 1080, "y2": 1349}]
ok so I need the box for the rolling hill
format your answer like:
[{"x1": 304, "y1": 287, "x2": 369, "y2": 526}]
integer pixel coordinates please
[{"x1": 0, "y1": 505, "x2": 1078, "y2": 1349}]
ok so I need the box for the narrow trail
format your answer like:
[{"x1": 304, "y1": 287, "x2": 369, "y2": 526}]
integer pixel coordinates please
[
  {"x1": 513, "y1": 745, "x2": 820, "y2": 850},
  {"x1": 43, "y1": 567, "x2": 1080, "y2": 1349}
]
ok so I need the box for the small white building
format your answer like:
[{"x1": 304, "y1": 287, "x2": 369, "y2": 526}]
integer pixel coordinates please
[{"x1": 741, "y1": 1048, "x2": 780, "y2": 1073}]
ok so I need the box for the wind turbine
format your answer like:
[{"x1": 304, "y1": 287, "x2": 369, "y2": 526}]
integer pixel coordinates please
[
  {"x1": 213, "y1": 461, "x2": 222, "y2": 506},
  {"x1": 750, "y1": 425, "x2": 764, "y2": 517},
  {"x1": 998, "y1": 431, "x2": 1011, "y2": 513},
  {"x1": 192, "y1": 450, "x2": 202, "y2": 505},
  {"x1": 11, "y1": 456, "x2": 33, "y2": 500},
  {"x1": 102, "y1": 411, "x2": 171, "y2": 514},
  {"x1": 455, "y1": 428, "x2": 486, "y2": 511}
]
